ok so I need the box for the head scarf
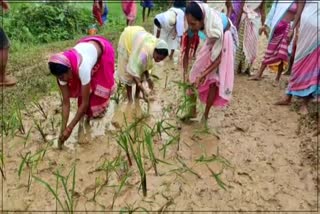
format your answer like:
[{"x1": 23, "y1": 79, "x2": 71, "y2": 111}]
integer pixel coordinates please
[
  {"x1": 155, "y1": 39, "x2": 169, "y2": 50},
  {"x1": 48, "y1": 52, "x2": 71, "y2": 68}
]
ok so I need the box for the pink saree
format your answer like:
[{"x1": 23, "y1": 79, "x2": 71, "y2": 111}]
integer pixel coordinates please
[{"x1": 63, "y1": 35, "x2": 115, "y2": 118}]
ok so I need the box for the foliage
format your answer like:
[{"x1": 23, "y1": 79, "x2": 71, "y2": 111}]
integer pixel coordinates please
[{"x1": 3, "y1": 3, "x2": 91, "y2": 44}]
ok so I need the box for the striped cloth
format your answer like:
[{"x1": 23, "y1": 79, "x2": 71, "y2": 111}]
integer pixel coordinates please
[
  {"x1": 286, "y1": 1, "x2": 320, "y2": 98},
  {"x1": 262, "y1": 20, "x2": 291, "y2": 72}
]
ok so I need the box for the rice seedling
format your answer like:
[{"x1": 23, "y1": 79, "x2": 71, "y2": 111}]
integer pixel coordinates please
[
  {"x1": 33, "y1": 119, "x2": 47, "y2": 142},
  {"x1": 1, "y1": 105, "x2": 25, "y2": 137},
  {"x1": 20, "y1": 127, "x2": 32, "y2": 148},
  {"x1": 159, "y1": 134, "x2": 180, "y2": 159},
  {"x1": 116, "y1": 132, "x2": 132, "y2": 166},
  {"x1": 33, "y1": 164, "x2": 77, "y2": 213},
  {"x1": 173, "y1": 81, "x2": 198, "y2": 118},
  {"x1": 171, "y1": 156, "x2": 202, "y2": 179},
  {"x1": 15, "y1": 101, "x2": 25, "y2": 134},
  {"x1": 18, "y1": 146, "x2": 50, "y2": 192},
  {"x1": 92, "y1": 177, "x2": 104, "y2": 202},
  {"x1": 111, "y1": 170, "x2": 131, "y2": 209},
  {"x1": 33, "y1": 101, "x2": 47, "y2": 120},
  {"x1": 120, "y1": 202, "x2": 149, "y2": 214},
  {"x1": 195, "y1": 154, "x2": 232, "y2": 169},
  {"x1": 144, "y1": 128, "x2": 158, "y2": 176},
  {"x1": 128, "y1": 139, "x2": 147, "y2": 197},
  {"x1": 206, "y1": 164, "x2": 227, "y2": 190}
]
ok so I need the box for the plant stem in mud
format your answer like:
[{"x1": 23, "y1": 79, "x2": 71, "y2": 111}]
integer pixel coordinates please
[
  {"x1": 126, "y1": 152, "x2": 132, "y2": 166},
  {"x1": 33, "y1": 101, "x2": 47, "y2": 120},
  {"x1": 176, "y1": 157, "x2": 201, "y2": 179},
  {"x1": 111, "y1": 171, "x2": 130, "y2": 209},
  {"x1": 33, "y1": 119, "x2": 47, "y2": 142},
  {"x1": 128, "y1": 139, "x2": 147, "y2": 197},
  {"x1": 15, "y1": 101, "x2": 25, "y2": 134},
  {"x1": 34, "y1": 165, "x2": 77, "y2": 212},
  {"x1": 144, "y1": 128, "x2": 158, "y2": 176},
  {"x1": 142, "y1": 173, "x2": 147, "y2": 197}
]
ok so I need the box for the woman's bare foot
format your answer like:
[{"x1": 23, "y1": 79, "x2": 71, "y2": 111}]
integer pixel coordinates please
[
  {"x1": 0, "y1": 75, "x2": 17, "y2": 87},
  {"x1": 249, "y1": 75, "x2": 262, "y2": 81},
  {"x1": 272, "y1": 80, "x2": 280, "y2": 87},
  {"x1": 299, "y1": 105, "x2": 309, "y2": 115},
  {"x1": 274, "y1": 96, "x2": 291, "y2": 105}
]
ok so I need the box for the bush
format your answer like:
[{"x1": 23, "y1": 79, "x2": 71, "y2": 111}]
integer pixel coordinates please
[{"x1": 3, "y1": 3, "x2": 92, "y2": 44}]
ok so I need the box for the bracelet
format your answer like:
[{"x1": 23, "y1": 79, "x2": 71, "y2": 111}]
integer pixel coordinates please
[{"x1": 66, "y1": 126, "x2": 73, "y2": 134}]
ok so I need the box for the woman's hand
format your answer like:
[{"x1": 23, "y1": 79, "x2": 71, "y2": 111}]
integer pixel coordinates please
[
  {"x1": 172, "y1": 30, "x2": 177, "y2": 40},
  {"x1": 58, "y1": 127, "x2": 73, "y2": 145},
  {"x1": 259, "y1": 25, "x2": 268, "y2": 38},
  {"x1": 194, "y1": 75, "x2": 205, "y2": 88},
  {"x1": 139, "y1": 83, "x2": 149, "y2": 102},
  {"x1": 287, "y1": 29, "x2": 294, "y2": 43},
  {"x1": 147, "y1": 78, "x2": 154, "y2": 90}
]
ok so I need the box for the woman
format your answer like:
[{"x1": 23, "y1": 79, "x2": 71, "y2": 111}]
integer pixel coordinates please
[
  {"x1": 0, "y1": 0, "x2": 16, "y2": 87},
  {"x1": 117, "y1": 26, "x2": 169, "y2": 103},
  {"x1": 141, "y1": 0, "x2": 154, "y2": 23},
  {"x1": 154, "y1": 7, "x2": 185, "y2": 60},
  {"x1": 204, "y1": 0, "x2": 233, "y2": 16},
  {"x1": 250, "y1": 0, "x2": 300, "y2": 85},
  {"x1": 230, "y1": 1, "x2": 243, "y2": 29},
  {"x1": 93, "y1": 0, "x2": 108, "y2": 26},
  {"x1": 171, "y1": 0, "x2": 187, "y2": 11},
  {"x1": 183, "y1": 1, "x2": 238, "y2": 123},
  {"x1": 235, "y1": 0, "x2": 266, "y2": 75},
  {"x1": 181, "y1": 0, "x2": 233, "y2": 82},
  {"x1": 122, "y1": 0, "x2": 137, "y2": 26},
  {"x1": 48, "y1": 35, "x2": 115, "y2": 147},
  {"x1": 275, "y1": 1, "x2": 319, "y2": 114}
]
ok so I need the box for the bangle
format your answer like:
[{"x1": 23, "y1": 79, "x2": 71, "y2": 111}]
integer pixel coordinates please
[{"x1": 66, "y1": 126, "x2": 73, "y2": 134}]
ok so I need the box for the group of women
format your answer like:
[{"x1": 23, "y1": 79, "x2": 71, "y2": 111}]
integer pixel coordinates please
[
  {"x1": 93, "y1": 0, "x2": 155, "y2": 27},
  {"x1": 48, "y1": 0, "x2": 319, "y2": 148}
]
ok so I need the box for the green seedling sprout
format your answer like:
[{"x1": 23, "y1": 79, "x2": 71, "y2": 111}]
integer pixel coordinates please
[
  {"x1": 111, "y1": 170, "x2": 130, "y2": 209},
  {"x1": 144, "y1": 128, "x2": 158, "y2": 176},
  {"x1": 33, "y1": 101, "x2": 47, "y2": 120},
  {"x1": 33, "y1": 119, "x2": 47, "y2": 142},
  {"x1": 34, "y1": 164, "x2": 77, "y2": 213},
  {"x1": 128, "y1": 139, "x2": 147, "y2": 197}
]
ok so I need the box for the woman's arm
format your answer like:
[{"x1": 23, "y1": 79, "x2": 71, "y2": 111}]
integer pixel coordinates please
[
  {"x1": 59, "y1": 83, "x2": 71, "y2": 134},
  {"x1": 226, "y1": 0, "x2": 233, "y2": 18},
  {"x1": 143, "y1": 70, "x2": 154, "y2": 90},
  {"x1": 292, "y1": 0, "x2": 306, "y2": 30},
  {"x1": 182, "y1": 36, "x2": 191, "y2": 81},
  {"x1": 156, "y1": 28, "x2": 161, "y2": 38},
  {"x1": 67, "y1": 84, "x2": 90, "y2": 131},
  {"x1": 195, "y1": 53, "x2": 222, "y2": 87}
]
